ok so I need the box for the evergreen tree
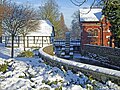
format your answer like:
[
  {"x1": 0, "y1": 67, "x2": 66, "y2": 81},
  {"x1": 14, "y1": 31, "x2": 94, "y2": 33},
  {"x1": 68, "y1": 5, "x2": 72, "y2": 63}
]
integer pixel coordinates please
[
  {"x1": 57, "y1": 13, "x2": 68, "y2": 39},
  {"x1": 102, "y1": 0, "x2": 120, "y2": 47}
]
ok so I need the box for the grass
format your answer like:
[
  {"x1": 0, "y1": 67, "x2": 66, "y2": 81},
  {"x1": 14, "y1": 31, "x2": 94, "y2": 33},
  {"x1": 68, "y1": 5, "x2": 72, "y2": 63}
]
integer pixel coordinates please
[
  {"x1": 43, "y1": 45, "x2": 54, "y2": 56},
  {"x1": 0, "y1": 63, "x2": 8, "y2": 73},
  {"x1": 17, "y1": 50, "x2": 34, "y2": 58}
]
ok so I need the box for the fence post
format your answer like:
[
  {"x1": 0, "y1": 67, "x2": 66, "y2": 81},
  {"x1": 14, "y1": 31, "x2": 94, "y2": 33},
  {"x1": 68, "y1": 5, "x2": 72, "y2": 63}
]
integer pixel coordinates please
[{"x1": 42, "y1": 36, "x2": 43, "y2": 47}]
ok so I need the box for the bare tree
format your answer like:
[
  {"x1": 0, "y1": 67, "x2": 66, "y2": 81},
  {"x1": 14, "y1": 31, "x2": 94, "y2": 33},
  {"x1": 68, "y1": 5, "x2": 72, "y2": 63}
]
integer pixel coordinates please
[
  {"x1": 70, "y1": 0, "x2": 103, "y2": 13},
  {"x1": 0, "y1": 0, "x2": 8, "y2": 43},
  {"x1": 2, "y1": 3, "x2": 37, "y2": 57},
  {"x1": 71, "y1": 10, "x2": 81, "y2": 39},
  {"x1": 20, "y1": 19, "x2": 39, "y2": 51},
  {"x1": 39, "y1": 0, "x2": 61, "y2": 38}
]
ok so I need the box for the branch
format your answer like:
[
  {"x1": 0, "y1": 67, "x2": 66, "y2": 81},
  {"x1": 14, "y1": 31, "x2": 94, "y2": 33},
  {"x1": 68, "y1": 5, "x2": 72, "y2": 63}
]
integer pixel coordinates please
[
  {"x1": 70, "y1": 0, "x2": 87, "y2": 6},
  {"x1": 80, "y1": 0, "x2": 96, "y2": 14}
]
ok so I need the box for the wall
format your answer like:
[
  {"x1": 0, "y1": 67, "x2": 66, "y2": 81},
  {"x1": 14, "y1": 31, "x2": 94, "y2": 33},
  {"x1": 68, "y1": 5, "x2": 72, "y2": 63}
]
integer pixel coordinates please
[
  {"x1": 81, "y1": 17, "x2": 111, "y2": 47},
  {"x1": 39, "y1": 45, "x2": 120, "y2": 85},
  {"x1": 3, "y1": 36, "x2": 53, "y2": 48},
  {"x1": 83, "y1": 44, "x2": 120, "y2": 67}
]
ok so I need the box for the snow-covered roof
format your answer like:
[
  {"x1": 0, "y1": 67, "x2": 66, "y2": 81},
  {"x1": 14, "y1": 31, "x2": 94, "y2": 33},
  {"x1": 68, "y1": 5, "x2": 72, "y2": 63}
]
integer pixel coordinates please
[
  {"x1": 40, "y1": 20, "x2": 53, "y2": 26},
  {"x1": 80, "y1": 8, "x2": 102, "y2": 22},
  {"x1": 27, "y1": 20, "x2": 54, "y2": 36}
]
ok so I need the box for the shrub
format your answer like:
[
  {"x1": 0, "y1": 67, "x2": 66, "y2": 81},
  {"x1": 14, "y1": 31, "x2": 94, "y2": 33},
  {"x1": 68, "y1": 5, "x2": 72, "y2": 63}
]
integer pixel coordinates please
[
  {"x1": 0, "y1": 64, "x2": 8, "y2": 73},
  {"x1": 39, "y1": 87, "x2": 50, "y2": 90},
  {"x1": 42, "y1": 80, "x2": 58, "y2": 86},
  {"x1": 17, "y1": 50, "x2": 34, "y2": 57},
  {"x1": 19, "y1": 76, "x2": 25, "y2": 78},
  {"x1": 55, "y1": 86, "x2": 62, "y2": 90},
  {"x1": 29, "y1": 73, "x2": 34, "y2": 79},
  {"x1": 0, "y1": 76, "x2": 5, "y2": 79}
]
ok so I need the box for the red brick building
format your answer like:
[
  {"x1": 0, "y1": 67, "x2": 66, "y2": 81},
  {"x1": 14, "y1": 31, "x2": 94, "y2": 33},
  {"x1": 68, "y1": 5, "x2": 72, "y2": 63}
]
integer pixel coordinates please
[{"x1": 80, "y1": 8, "x2": 113, "y2": 47}]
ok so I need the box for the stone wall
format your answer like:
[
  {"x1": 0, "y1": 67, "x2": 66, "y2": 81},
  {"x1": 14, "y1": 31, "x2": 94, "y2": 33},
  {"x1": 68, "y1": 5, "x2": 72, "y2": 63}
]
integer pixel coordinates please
[
  {"x1": 39, "y1": 46, "x2": 120, "y2": 85},
  {"x1": 83, "y1": 44, "x2": 120, "y2": 67}
]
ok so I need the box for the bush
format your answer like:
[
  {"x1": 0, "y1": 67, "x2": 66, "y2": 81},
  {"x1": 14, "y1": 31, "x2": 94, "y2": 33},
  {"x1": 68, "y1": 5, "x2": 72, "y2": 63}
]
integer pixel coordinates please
[
  {"x1": 42, "y1": 80, "x2": 58, "y2": 86},
  {"x1": 17, "y1": 50, "x2": 34, "y2": 57},
  {"x1": 39, "y1": 87, "x2": 50, "y2": 90},
  {"x1": 0, "y1": 64, "x2": 8, "y2": 73},
  {"x1": 55, "y1": 86, "x2": 62, "y2": 90},
  {"x1": 19, "y1": 76, "x2": 25, "y2": 78}
]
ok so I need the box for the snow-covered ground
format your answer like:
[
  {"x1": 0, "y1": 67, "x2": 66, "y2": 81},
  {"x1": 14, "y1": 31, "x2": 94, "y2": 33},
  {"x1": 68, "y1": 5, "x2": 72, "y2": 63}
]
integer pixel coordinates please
[{"x1": 0, "y1": 43, "x2": 120, "y2": 90}]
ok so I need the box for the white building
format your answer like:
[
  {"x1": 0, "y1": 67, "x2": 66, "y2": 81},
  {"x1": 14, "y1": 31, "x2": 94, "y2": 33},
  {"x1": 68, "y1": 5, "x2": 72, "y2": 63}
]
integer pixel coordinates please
[{"x1": 4, "y1": 20, "x2": 55, "y2": 48}]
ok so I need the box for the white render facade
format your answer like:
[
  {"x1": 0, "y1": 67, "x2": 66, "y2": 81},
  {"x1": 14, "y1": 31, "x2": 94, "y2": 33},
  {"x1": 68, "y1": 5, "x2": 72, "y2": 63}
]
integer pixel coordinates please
[{"x1": 3, "y1": 20, "x2": 55, "y2": 48}]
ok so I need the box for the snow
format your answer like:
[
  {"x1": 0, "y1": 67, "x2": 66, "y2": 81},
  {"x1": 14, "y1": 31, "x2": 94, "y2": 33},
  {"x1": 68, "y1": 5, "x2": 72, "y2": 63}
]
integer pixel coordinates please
[
  {"x1": 80, "y1": 8, "x2": 102, "y2": 22},
  {"x1": 27, "y1": 20, "x2": 54, "y2": 36},
  {"x1": 0, "y1": 43, "x2": 120, "y2": 90},
  {"x1": 40, "y1": 47, "x2": 120, "y2": 79}
]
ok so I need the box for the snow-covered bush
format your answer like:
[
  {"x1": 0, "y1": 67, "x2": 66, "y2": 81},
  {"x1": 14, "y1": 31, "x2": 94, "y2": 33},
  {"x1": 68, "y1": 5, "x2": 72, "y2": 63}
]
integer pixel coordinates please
[
  {"x1": 39, "y1": 87, "x2": 50, "y2": 90},
  {"x1": 17, "y1": 50, "x2": 34, "y2": 57},
  {"x1": 0, "y1": 63, "x2": 8, "y2": 73}
]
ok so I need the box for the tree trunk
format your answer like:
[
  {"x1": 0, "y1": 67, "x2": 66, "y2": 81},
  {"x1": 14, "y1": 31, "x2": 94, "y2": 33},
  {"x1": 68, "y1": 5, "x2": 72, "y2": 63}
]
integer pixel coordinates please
[
  {"x1": 11, "y1": 34, "x2": 14, "y2": 58},
  {"x1": 23, "y1": 36, "x2": 26, "y2": 51}
]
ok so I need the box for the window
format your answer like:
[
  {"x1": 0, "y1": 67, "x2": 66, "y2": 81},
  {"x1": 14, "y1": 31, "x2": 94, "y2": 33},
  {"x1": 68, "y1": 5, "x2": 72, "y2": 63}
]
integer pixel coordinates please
[
  {"x1": 94, "y1": 29, "x2": 98, "y2": 36},
  {"x1": 87, "y1": 29, "x2": 98, "y2": 37}
]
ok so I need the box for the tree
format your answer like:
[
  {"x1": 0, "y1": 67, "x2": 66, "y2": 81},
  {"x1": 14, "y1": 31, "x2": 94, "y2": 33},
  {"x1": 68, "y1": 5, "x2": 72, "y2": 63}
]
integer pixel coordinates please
[
  {"x1": 0, "y1": 0, "x2": 7, "y2": 43},
  {"x1": 71, "y1": 10, "x2": 81, "y2": 39},
  {"x1": 57, "y1": 13, "x2": 68, "y2": 39},
  {"x1": 39, "y1": 0, "x2": 60, "y2": 38},
  {"x1": 19, "y1": 13, "x2": 39, "y2": 51},
  {"x1": 70, "y1": 0, "x2": 120, "y2": 48},
  {"x1": 20, "y1": 19, "x2": 39, "y2": 51},
  {"x1": 3, "y1": 3, "x2": 37, "y2": 57},
  {"x1": 102, "y1": 0, "x2": 120, "y2": 48}
]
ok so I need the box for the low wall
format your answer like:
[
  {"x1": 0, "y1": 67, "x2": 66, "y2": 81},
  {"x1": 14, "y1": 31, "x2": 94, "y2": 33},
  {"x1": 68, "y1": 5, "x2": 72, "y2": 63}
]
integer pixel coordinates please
[
  {"x1": 83, "y1": 44, "x2": 120, "y2": 67},
  {"x1": 39, "y1": 45, "x2": 120, "y2": 85}
]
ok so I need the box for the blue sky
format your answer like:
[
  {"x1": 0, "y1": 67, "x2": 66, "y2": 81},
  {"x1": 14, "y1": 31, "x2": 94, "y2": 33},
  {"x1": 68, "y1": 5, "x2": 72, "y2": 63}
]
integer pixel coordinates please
[{"x1": 13, "y1": 0, "x2": 93, "y2": 28}]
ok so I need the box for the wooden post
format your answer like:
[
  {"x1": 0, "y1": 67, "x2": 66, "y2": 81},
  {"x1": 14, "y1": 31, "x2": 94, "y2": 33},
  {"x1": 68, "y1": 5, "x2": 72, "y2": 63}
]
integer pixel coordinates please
[
  {"x1": 42, "y1": 36, "x2": 43, "y2": 47},
  {"x1": 27, "y1": 36, "x2": 29, "y2": 48}
]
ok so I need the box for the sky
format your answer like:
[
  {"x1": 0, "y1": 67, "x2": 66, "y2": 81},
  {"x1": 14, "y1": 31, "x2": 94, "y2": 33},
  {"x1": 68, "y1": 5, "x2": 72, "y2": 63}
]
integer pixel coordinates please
[{"x1": 12, "y1": 0, "x2": 93, "y2": 28}]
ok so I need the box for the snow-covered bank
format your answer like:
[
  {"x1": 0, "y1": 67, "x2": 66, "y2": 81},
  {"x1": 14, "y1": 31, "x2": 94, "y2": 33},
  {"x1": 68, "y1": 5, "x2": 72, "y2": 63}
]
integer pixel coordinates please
[
  {"x1": 0, "y1": 58, "x2": 120, "y2": 90},
  {"x1": 0, "y1": 43, "x2": 120, "y2": 90}
]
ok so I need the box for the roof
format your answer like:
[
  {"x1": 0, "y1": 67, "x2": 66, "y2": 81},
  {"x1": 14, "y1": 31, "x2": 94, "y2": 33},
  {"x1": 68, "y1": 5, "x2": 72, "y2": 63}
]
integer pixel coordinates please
[
  {"x1": 27, "y1": 20, "x2": 54, "y2": 36},
  {"x1": 80, "y1": 8, "x2": 102, "y2": 22},
  {"x1": 40, "y1": 20, "x2": 54, "y2": 26}
]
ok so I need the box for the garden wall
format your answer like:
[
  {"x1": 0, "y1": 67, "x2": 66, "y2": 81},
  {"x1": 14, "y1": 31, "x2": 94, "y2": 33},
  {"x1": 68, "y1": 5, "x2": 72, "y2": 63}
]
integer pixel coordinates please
[
  {"x1": 39, "y1": 45, "x2": 120, "y2": 85},
  {"x1": 83, "y1": 44, "x2": 120, "y2": 68}
]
